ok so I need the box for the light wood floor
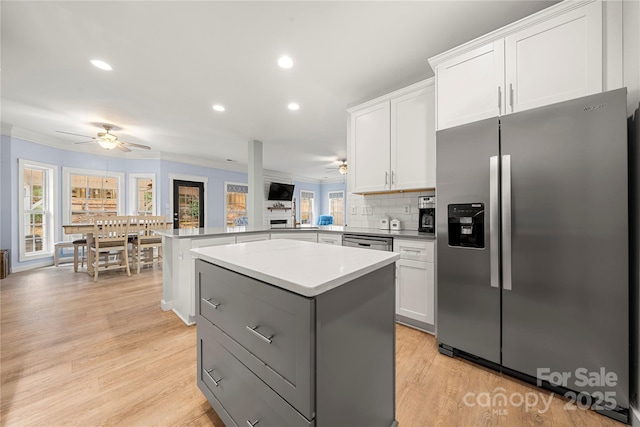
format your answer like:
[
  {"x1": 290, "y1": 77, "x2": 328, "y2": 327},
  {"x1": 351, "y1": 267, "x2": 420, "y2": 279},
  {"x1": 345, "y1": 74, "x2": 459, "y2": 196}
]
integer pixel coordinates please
[{"x1": 1, "y1": 265, "x2": 624, "y2": 427}]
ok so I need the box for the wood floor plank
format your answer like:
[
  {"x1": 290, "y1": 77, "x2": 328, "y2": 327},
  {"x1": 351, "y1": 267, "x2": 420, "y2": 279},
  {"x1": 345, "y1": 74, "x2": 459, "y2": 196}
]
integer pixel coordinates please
[{"x1": 0, "y1": 265, "x2": 626, "y2": 426}]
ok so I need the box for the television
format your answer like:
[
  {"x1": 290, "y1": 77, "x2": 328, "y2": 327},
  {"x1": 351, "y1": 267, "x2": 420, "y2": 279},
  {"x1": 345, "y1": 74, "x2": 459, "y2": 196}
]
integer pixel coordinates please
[{"x1": 268, "y1": 182, "x2": 295, "y2": 201}]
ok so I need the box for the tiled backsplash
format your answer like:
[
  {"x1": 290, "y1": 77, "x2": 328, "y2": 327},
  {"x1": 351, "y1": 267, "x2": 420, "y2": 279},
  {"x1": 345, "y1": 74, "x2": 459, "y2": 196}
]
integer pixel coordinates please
[{"x1": 347, "y1": 190, "x2": 435, "y2": 230}]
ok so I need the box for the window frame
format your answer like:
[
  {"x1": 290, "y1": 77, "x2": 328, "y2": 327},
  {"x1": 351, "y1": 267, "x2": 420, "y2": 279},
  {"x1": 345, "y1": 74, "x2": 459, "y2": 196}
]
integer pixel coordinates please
[
  {"x1": 224, "y1": 181, "x2": 248, "y2": 227},
  {"x1": 299, "y1": 190, "x2": 315, "y2": 225},
  {"x1": 18, "y1": 159, "x2": 58, "y2": 262},
  {"x1": 62, "y1": 167, "x2": 125, "y2": 226},
  {"x1": 328, "y1": 190, "x2": 345, "y2": 226},
  {"x1": 128, "y1": 173, "x2": 156, "y2": 215}
]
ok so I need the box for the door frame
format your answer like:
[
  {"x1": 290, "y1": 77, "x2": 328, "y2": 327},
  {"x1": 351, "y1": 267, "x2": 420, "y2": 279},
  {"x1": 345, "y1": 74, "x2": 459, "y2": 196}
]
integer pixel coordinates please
[{"x1": 169, "y1": 173, "x2": 208, "y2": 229}]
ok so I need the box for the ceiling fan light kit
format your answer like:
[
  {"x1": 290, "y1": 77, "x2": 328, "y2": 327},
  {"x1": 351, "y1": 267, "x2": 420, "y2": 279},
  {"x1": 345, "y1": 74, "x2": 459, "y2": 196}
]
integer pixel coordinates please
[{"x1": 57, "y1": 124, "x2": 151, "y2": 152}]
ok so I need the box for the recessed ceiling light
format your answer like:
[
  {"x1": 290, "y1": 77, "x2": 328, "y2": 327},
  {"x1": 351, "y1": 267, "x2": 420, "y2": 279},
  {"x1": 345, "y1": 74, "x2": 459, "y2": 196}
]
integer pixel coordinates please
[
  {"x1": 212, "y1": 104, "x2": 225, "y2": 112},
  {"x1": 90, "y1": 59, "x2": 112, "y2": 71},
  {"x1": 288, "y1": 103, "x2": 300, "y2": 111},
  {"x1": 278, "y1": 56, "x2": 293, "y2": 69}
]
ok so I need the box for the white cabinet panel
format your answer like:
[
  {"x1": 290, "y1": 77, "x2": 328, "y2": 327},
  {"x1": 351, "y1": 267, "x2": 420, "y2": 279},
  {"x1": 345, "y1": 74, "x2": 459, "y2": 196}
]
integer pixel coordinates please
[
  {"x1": 430, "y1": 1, "x2": 608, "y2": 131},
  {"x1": 349, "y1": 79, "x2": 436, "y2": 194},
  {"x1": 351, "y1": 102, "x2": 390, "y2": 193},
  {"x1": 396, "y1": 259, "x2": 435, "y2": 325},
  {"x1": 436, "y1": 41, "x2": 504, "y2": 130},
  {"x1": 394, "y1": 239, "x2": 435, "y2": 327},
  {"x1": 505, "y1": 3, "x2": 602, "y2": 113},
  {"x1": 391, "y1": 85, "x2": 436, "y2": 189}
]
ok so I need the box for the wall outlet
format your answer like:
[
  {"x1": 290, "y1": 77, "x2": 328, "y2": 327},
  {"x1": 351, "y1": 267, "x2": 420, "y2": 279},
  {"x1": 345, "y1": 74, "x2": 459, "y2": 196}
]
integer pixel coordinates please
[
  {"x1": 403, "y1": 205, "x2": 411, "y2": 214},
  {"x1": 351, "y1": 206, "x2": 357, "y2": 215},
  {"x1": 361, "y1": 206, "x2": 373, "y2": 215}
]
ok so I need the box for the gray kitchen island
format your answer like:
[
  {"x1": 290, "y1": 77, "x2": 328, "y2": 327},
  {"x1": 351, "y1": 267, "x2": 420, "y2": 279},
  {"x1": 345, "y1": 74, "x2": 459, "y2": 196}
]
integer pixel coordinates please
[{"x1": 191, "y1": 239, "x2": 400, "y2": 427}]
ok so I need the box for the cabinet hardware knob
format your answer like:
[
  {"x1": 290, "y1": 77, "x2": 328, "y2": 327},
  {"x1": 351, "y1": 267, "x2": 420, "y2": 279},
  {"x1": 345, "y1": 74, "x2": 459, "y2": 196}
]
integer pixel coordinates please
[{"x1": 246, "y1": 325, "x2": 273, "y2": 344}]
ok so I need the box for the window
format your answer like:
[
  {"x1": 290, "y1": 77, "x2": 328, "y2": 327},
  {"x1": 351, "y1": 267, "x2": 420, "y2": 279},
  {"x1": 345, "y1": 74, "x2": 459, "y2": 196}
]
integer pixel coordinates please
[
  {"x1": 129, "y1": 173, "x2": 156, "y2": 215},
  {"x1": 300, "y1": 191, "x2": 314, "y2": 225},
  {"x1": 328, "y1": 191, "x2": 345, "y2": 226},
  {"x1": 19, "y1": 160, "x2": 58, "y2": 261},
  {"x1": 225, "y1": 182, "x2": 248, "y2": 226},
  {"x1": 63, "y1": 168, "x2": 125, "y2": 225}
]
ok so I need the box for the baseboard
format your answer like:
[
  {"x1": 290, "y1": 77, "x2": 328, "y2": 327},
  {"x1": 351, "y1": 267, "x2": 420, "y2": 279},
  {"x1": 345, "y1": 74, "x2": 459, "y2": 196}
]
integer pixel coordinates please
[
  {"x1": 395, "y1": 315, "x2": 435, "y2": 335},
  {"x1": 10, "y1": 260, "x2": 53, "y2": 273},
  {"x1": 160, "y1": 299, "x2": 173, "y2": 311},
  {"x1": 172, "y1": 308, "x2": 195, "y2": 326},
  {"x1": 631, "y1": 405, "x2": 640, "y2": 427}
]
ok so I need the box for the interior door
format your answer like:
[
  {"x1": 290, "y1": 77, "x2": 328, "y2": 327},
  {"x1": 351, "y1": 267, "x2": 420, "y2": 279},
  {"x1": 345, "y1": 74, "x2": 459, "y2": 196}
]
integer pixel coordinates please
[
  {"x1": 436, "y1": 117, "x2": 501, "y2": 364},
  {"x1": 173, "y1": 180, "x2": 204, "y2": 230},
  {"x1": 500, "y1": 89, "x2": 629, "y2": 410}
]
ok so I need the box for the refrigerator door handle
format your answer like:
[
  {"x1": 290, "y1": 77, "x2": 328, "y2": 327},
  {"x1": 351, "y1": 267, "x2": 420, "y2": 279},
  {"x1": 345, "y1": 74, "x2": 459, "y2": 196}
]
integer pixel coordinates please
[
  {"x1": 490, "y1": 156, "x2": 500, "y2": 288},
  {"x1": 502, "y1": 154, "x2": 512, "y2": 290}
]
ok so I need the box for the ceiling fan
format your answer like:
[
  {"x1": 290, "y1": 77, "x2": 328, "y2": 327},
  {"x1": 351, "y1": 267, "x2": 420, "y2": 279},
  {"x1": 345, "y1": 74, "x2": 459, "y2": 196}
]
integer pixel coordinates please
[
  {"x1": 326, "y1": 160, "x2": 348, "y2": 175},
  {"x1": 56, "y1": 125, "x2": 151, "y2": 152}
]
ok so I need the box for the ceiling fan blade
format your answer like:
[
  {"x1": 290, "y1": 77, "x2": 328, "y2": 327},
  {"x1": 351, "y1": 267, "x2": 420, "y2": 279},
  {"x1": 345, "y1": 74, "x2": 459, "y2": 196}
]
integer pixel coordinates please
[
  {"x1": 121, "y1": 141, "x2": 151, "y2": 150},
  {"x1": 116, "y1": 144, "x2": 131, "y2": 152},
  {"x1": 56, "y1": 130, "x2": 95, "y2": 139},
  {"x1": 74, "y1": 140, "x2": 96, "y2": 144}
]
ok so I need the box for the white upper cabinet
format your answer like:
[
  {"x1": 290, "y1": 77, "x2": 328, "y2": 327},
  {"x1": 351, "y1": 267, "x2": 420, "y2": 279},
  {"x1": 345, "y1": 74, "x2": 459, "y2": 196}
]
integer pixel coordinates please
[
  {"x1": 504, "y1": 3, "x2": 602, "y2": 113},
  {"x1": 351, "y1": 102, "x2": 391, "y2": 193},
  {"x1": 436, "y1": 41, "x2": 505, "y2": 130},
  {"x1": 349, "y1": 79, "x2": 435, "y2": 194},
  {"x1": 391, "y1": 84, "x2": 436, "y2": 190},
  {"x1": 430, "y1": 0, "x2": 616, "y2": 130}
]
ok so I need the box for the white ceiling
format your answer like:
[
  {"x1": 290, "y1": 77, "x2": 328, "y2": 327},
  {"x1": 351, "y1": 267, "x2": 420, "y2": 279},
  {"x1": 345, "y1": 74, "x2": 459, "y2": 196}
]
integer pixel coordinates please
[{"x1": 1, "y1": 1, "x2": 556, "y2": 182}]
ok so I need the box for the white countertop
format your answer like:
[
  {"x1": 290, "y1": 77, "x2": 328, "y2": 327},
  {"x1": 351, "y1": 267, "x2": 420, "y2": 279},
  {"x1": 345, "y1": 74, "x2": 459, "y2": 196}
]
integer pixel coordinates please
[{"x1": 191, "y1": 239, "x2": 400, "y2": 297}]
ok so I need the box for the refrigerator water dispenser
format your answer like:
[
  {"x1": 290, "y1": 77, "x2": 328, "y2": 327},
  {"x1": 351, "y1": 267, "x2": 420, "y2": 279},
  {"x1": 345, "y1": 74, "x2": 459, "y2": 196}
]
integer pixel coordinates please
[{"x1": 447, "y1": 204, "x2": 484, "y2": 248}]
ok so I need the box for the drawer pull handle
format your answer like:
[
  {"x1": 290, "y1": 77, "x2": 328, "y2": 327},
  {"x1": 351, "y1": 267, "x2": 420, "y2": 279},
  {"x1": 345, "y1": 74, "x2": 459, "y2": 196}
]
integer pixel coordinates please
[
  {"x1": 246, "y1": 325, "x2": 273, "y2": 344},
  {"x1": 205, "y1": 369, "x2": 222, "y2": 387},
  {"x1": 246, "y1": 420, "x2": 260, "y2": 427},
  {"x1": 203, "y1": 298, "x2": 220, "y2": 309}
]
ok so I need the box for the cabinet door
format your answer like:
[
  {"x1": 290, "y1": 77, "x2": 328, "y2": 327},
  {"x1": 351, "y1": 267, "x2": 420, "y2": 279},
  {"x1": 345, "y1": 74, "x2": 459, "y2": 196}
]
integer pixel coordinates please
[
  {"x1": 390, "y1": 85, "x2": 436, "y2": 190},
  {"x1": 436, "y1": 40, "x2": 505, "y2": 130},
  {"x1": 505, "y1": 2, "x2": 602, "y2": 113},
  {"x1": 396, "y1": 259, "x2": 434, "y2": 325},
  {"x1": 350, "y1": 101, "x2": 390, "y2": 192}
]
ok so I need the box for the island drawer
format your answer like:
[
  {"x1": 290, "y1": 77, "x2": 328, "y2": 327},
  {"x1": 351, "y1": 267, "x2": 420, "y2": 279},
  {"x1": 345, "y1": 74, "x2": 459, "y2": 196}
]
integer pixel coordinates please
[
  {"x1": 196, "y1": 260, "x2": 315, "y2": 419},
  {"x1": 198, "y1": 322, "x2": 314, "y2": 427}
]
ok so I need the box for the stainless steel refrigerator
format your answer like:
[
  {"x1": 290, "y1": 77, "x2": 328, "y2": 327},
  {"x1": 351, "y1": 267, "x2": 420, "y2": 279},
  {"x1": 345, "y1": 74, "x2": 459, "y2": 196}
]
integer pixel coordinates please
[{"x1": 436, "y1": 88, "x2": 629, "y2": 423}]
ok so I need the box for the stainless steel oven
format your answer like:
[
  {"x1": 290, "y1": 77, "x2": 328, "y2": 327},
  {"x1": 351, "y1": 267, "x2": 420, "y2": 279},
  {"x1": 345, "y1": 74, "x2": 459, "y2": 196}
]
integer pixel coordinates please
[{"x1": 342, "y1": 234, "x2": 393, "y2": 252}]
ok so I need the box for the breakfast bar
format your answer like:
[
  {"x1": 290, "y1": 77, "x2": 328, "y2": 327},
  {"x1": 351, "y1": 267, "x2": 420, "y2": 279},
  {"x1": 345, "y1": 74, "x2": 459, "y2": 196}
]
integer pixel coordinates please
[{"x1": 191, "y1": 239, "x2": 400, "y2": 427}]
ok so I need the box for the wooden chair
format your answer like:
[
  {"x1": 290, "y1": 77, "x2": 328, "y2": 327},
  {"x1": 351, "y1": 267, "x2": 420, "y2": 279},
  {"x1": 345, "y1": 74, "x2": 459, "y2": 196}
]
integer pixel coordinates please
[
  {"x1": 70, "y1": 215, "x2": 94, "y2": 272},
  {"x1": 130, "y1": 216, "x2": 165, "y2": 274},
  {"x1": 90, "y1": 216, "x2": 131, "y2": 282}
]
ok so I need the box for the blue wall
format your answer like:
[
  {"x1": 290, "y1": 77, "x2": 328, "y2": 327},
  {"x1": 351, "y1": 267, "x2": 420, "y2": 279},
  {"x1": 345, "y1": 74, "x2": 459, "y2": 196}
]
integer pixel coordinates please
[{"x1": 1, "y1": 136, "x2": 346, "y2": 271}]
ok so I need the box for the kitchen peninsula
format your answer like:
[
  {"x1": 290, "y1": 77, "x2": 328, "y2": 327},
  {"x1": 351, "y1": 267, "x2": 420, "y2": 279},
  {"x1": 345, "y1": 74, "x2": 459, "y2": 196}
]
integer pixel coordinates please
[
  {"x1": 155, "y1": 225, "x2": 431, "y2": 325},
  {"x1": 191, "y1": 239, "x2": 400, "y2": 426}
]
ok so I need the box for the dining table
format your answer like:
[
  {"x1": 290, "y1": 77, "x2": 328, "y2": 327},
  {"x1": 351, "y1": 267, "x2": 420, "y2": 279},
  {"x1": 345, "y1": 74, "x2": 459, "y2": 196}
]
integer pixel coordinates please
[{"x1": 62, "y1": 221, "x2": 171, "y2": 275}]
